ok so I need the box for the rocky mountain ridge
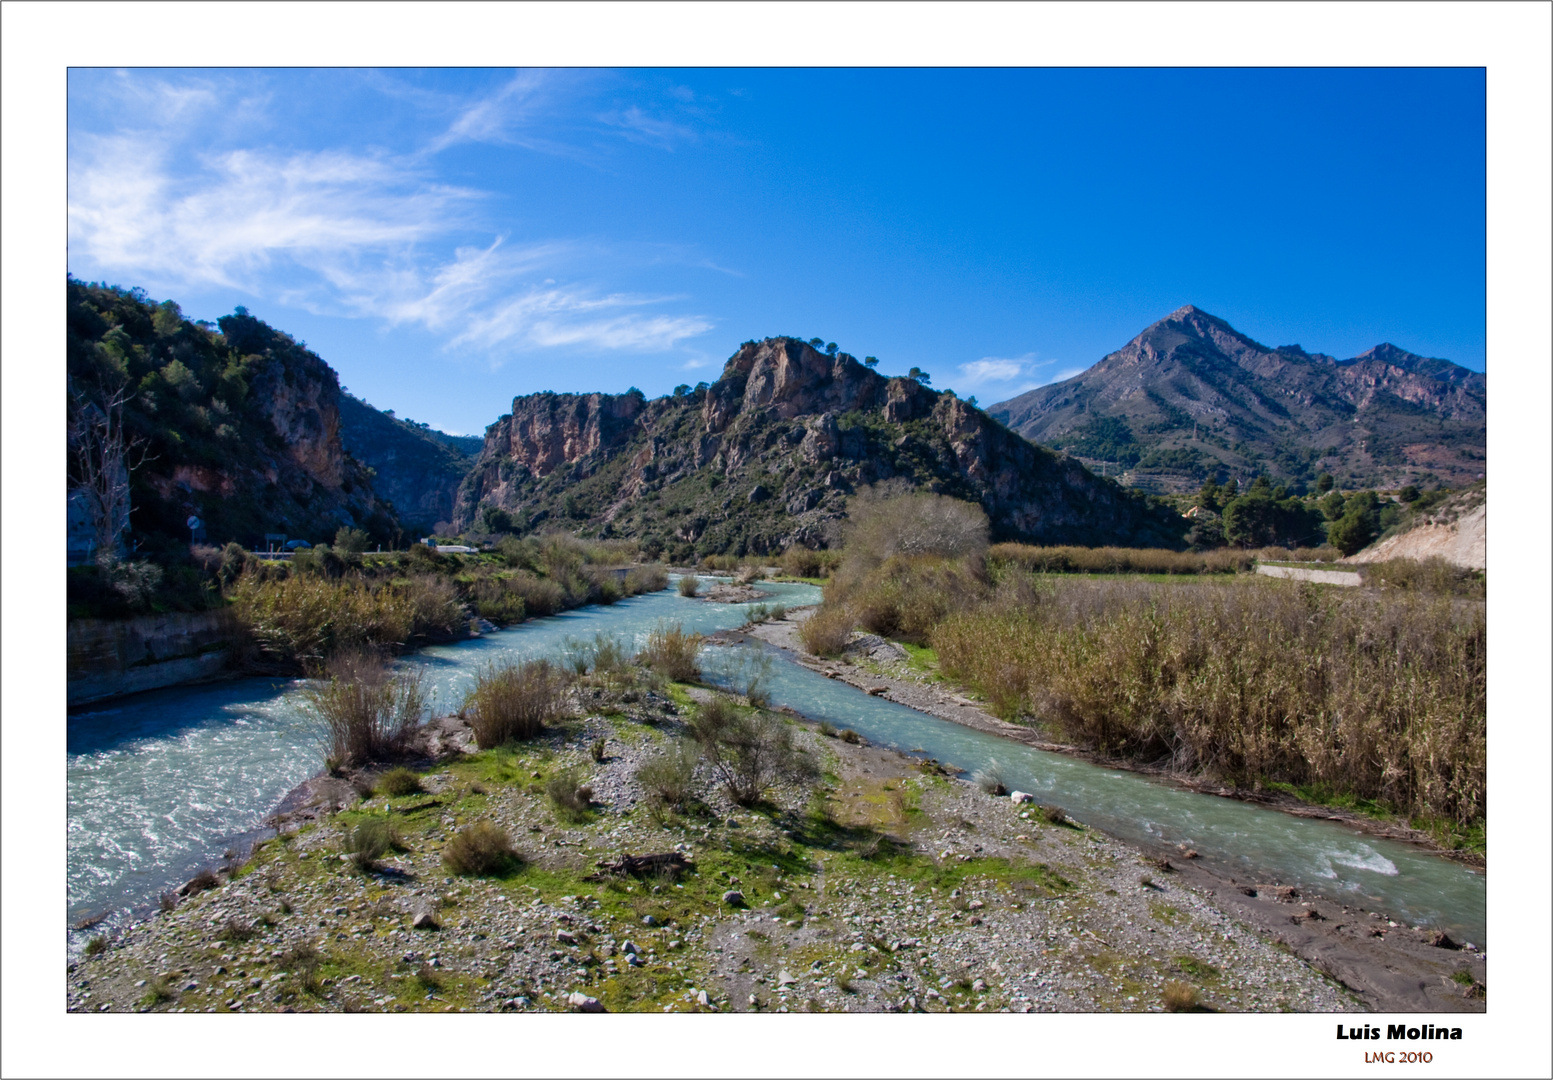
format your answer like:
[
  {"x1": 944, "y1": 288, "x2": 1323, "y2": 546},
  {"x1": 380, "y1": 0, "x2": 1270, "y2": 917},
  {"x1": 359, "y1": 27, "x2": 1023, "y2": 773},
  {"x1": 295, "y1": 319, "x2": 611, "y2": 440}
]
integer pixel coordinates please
[
  {"x1": 453, "y1": 337, "x2": 1182, "y2": 557},
  {"x1": 990, "y1": 305, "x2": 1486, "y2": 490}
]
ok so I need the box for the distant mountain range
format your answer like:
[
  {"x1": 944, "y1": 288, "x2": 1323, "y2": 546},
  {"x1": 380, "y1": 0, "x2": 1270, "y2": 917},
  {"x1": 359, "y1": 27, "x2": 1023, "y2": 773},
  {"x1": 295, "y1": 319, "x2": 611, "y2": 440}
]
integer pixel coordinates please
[{"x1": 988, "y1": 306, "x2": 1486, "y2": 491}]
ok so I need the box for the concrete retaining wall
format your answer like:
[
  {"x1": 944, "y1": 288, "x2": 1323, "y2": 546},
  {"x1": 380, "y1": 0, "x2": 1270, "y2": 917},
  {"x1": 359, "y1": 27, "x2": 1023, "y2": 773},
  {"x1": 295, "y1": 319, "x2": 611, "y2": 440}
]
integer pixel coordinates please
[
  {"x1": 1255, "y1": 564, "x2": 1362, "y2": 587},
  {"x1": 68, "y1": 610, "x2": 239, "y2": 706}
]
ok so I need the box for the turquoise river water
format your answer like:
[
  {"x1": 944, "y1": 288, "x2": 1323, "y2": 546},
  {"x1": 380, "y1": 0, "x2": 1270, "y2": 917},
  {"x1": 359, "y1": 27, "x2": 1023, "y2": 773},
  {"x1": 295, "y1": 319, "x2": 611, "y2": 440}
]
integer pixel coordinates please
[{"x1": 67, "y1": 580, "x2": 1484, "y2": 954}]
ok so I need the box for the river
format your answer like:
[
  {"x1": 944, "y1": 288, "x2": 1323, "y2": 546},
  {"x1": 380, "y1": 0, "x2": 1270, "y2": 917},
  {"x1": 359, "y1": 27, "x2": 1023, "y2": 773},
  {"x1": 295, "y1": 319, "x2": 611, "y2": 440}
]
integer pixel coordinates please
[{"x1": 67, "y1": 579, "x2": 1485, "y2": 954}]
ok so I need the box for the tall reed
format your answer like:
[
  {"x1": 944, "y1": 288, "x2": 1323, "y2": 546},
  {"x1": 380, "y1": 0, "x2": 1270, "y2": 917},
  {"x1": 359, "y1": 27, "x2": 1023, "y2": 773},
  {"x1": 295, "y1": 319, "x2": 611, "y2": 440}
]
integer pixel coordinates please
[
  {"x1": 462, "y1": 658, "x2": 566, "y2": 748},
  {"x1": 305, "y1": 650, "x2": 428, "y2": 768},
  {"x1": 933, "y1": 577, "x2": 1485, "y2": 827}
]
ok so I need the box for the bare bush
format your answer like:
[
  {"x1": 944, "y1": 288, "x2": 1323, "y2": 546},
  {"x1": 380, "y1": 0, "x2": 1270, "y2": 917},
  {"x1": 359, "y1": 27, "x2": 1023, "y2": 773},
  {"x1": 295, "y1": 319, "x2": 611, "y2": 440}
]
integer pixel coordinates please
[
  {"x1": 404, "y1": 574, "x2": 464, "y2": 638},
  {"x1": 462, "y1": 658, "x2": 566, "y2": 748},
  {"x1": 677, "y1": 574, "x2": 701, "y2": 597},
  {"x1": 798, "y1": 604, "x2": 854, "y2": 657},
  {"x1": 687, "y1": 696, "x2": 819, "y2": 806},
  {"x1": 306, "y1": 650, "x2": 427, "y2": 768},
  {"x1": 842, "y1": 488, "x2": 989, "y2": 583}
]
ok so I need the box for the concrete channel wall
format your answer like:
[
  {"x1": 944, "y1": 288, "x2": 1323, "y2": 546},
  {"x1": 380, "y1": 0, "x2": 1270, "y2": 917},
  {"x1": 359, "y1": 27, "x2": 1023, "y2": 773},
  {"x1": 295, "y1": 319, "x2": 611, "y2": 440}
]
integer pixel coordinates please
[
  {"x1": 68, "y1": 610, "x2": 239, "y2": 706},
  {"x1": 1255, "y1": 564, "x2": 1362, "y2": 587}
]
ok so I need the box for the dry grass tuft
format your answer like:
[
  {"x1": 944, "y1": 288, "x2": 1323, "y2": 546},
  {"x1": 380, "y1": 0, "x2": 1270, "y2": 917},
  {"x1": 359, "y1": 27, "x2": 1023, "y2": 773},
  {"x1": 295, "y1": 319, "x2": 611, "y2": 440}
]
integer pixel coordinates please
[
  {"x1": 637, "y1": 621, "x2": 704, "y2": 682},
  {"x1": 462, "y1": 658, "x2": 566, "y2": 748},
  {"x1": 1162, "y1": 981, "x2": 1200, "y2": 1012},
  {"x1": 306, "y1": 650, "x2": 427, "y2": 769},
  {"x1": 442, "y1": 821, "x2": 521, "y2": 876}
]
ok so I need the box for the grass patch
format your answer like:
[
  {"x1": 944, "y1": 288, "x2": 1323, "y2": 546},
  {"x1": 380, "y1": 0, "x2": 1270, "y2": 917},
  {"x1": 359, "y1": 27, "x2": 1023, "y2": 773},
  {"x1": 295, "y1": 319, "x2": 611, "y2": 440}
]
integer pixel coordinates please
[
  {"x1": 1173, "y1": 955, "x2": 1221, "y2": 979},
  {"x1": 139, "y1": 975, "x2": 175, "y2": 1007}
]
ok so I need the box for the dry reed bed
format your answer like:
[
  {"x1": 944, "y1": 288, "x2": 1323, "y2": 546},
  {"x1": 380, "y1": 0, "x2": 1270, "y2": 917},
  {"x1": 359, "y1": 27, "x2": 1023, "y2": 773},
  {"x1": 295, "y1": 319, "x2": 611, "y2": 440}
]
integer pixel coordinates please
[{"x1": 932, "y1": 576, "x2": 1485, "y2": 828}]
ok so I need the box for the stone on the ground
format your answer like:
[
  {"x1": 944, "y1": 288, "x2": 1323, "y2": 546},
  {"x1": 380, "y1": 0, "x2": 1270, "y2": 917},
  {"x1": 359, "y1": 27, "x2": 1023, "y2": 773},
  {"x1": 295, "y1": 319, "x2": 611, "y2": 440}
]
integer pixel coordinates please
[{"x1": 567, "y1": 991, "x2": 605, "y2": 1013}]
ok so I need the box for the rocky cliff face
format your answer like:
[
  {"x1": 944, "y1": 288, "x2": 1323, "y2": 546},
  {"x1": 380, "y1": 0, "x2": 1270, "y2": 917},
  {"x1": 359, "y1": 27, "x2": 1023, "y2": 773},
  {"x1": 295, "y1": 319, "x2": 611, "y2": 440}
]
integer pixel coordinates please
[
  {"x1": 990, "y1": 305, "x2": 1486, "y2": 490},
  {"x1": 454, "y1": 337, "x2": 1181, "y2": 556}
]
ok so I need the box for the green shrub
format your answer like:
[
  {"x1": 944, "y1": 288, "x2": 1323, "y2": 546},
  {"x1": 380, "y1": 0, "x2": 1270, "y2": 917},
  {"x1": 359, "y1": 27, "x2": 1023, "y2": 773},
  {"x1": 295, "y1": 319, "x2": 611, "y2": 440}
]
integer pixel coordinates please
[
  {"x1": 462, "y1": 658, "x2": 566, "y2": 748},
  {"x1": 677, "y1": 574, "x2": 701, "y2": 597},
  {"x1": 546, "y1": 767, "x2": 595, "y2": 823},
  {"x1": 442, "y1": 821, "x2": 521, "y2": 876},
  {"x1": 83, "y1": 935, "x2": 107, "y2": 956},
  {"x1": 229, "y1": 574, "x2": 415, "y2": 667},
  {"x1": 635, "y1": 739, "x2": 700, "y2": 816},
  {"x1": 344, "y1": 818, "x2": 401, "y2": 871}
]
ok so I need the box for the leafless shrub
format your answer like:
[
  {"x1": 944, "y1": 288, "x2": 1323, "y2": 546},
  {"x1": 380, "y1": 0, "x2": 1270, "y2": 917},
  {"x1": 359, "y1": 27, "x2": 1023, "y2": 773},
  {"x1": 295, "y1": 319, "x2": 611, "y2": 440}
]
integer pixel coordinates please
[{"x1": 687, "y1": 696, "x2": 819, "y2": 806}]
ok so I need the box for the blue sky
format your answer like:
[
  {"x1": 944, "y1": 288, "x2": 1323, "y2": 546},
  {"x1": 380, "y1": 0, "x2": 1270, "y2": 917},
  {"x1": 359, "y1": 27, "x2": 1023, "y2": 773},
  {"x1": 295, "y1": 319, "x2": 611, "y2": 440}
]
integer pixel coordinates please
[{"x1": 67, "y1": 67, "x2": 1486, "y2": 436}]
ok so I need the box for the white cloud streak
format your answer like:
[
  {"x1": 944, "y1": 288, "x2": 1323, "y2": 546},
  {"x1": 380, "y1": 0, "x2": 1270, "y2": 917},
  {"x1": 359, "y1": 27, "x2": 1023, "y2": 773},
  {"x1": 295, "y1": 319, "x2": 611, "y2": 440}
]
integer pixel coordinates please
[{"x1": 68, "y1": 76, "x2": 716, "y2": 361}]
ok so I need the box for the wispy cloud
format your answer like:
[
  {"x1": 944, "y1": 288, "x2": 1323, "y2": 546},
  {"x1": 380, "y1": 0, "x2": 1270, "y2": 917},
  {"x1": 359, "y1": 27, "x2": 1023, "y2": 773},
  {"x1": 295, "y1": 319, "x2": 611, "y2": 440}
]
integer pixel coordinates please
[
  {"x1": 426, "y1": 71, "x2": 549, "y2": 153},
  {"x1": 68, "y1": 73, "x2": 718, "y2": 363},
  {"x1": 598, "y1": 106, "x2": 698, "y2": 150}
]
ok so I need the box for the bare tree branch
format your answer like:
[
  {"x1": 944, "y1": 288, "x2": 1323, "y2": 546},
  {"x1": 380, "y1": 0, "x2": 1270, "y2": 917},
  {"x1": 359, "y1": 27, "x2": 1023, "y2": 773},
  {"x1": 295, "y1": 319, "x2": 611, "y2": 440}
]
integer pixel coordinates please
[{"x1": 68, "y1": 376, "x2": 152, "y2": 559}]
